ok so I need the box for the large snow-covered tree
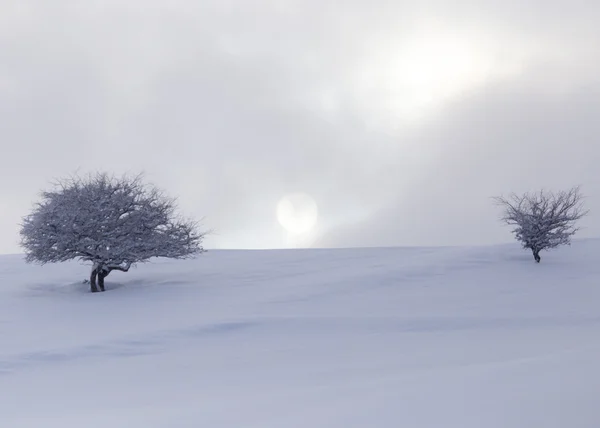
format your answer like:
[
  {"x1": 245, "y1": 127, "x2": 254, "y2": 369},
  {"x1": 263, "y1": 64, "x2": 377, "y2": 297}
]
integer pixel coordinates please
[
  {"x1": 20, "y1": 173, "x2": 205, "y2": 292},
  {"x1": 494, "y1": 187, "x2": 588, "y2": 263}
]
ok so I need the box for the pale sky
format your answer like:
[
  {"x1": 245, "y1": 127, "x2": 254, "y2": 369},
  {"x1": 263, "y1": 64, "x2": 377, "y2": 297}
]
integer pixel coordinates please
[{"x1": 1, "y1": 0, "x2": 599, "y2": 253}]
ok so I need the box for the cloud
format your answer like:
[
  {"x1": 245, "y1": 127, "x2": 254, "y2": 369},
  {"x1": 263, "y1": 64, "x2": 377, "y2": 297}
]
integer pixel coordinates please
[
  {"x1": 1, "y1": 0, "x2": 599, "y2": 253},
  {"x1": 316, "y1": 75, "x2": 600, "y2": 247}
]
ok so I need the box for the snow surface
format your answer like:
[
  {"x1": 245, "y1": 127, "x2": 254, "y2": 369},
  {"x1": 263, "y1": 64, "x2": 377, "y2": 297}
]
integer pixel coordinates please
[{"x1": 2, "y1": 240, "x2": 600, "y2": 427}]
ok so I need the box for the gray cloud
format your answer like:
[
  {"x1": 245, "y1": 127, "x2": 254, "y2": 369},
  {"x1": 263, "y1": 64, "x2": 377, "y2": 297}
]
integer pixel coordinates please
[
  {"x1": 316, "y1": 76, "x2": 600, "y2": 247},
  {"x1": 1, "y1": 0, "x2": 599, "y2": 253}
]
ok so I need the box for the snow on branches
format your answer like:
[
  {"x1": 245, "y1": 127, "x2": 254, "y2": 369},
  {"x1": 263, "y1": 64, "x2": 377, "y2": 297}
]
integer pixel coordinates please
[
  {"x1": 494, "y1": 186, "x2": 588, "y2": 262},
  {"x1": 20, "y1": 172, "x2": 206, "y2": 292}
]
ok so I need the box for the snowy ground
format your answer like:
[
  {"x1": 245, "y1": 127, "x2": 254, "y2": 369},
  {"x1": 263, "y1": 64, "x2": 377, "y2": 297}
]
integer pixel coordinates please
[{"x1": 1, "y1": 240, "x2": 600, "y2": 427}]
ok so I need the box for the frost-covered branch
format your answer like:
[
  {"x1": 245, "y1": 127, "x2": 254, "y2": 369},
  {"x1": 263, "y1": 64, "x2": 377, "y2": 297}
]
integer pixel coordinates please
[
  {"x1": 493, "y1": 186, "x2": 588, "y2": 262},
  {"x1": 20, "y1": 172, "x2": 206, "y2": 291}
]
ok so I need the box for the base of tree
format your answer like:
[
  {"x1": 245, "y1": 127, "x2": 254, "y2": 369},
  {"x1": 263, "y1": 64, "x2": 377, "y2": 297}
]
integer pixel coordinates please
[{"x1": 89, "y1": 267, "x2": 107, "y2": 292}]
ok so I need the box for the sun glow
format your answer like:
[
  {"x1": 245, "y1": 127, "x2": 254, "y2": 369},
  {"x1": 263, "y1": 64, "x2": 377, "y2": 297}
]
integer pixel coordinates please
[{"x1": 351, "y1": 30, "x2": 522, "y2": 127}]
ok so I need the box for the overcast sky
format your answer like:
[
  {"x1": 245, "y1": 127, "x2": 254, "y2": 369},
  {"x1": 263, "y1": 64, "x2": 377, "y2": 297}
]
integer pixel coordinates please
[{"x1": 1, "y1": 0, "x2": 599, "y2": 253}]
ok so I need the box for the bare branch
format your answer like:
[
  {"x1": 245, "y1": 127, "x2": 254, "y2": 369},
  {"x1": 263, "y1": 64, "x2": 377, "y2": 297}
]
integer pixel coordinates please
[{"x1": 493, "y1": 186, "x2": 588, "y2": 262}]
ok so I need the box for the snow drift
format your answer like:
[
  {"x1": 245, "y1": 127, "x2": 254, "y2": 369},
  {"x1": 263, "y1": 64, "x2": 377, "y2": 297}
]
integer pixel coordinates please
[{"x1": 1, "y1": 240, "x2": 600, "y2": 427}]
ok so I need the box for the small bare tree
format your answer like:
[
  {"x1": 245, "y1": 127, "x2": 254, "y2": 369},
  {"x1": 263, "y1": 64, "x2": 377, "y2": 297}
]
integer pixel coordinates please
[
  {"x1": 494, "y1": 187, "x2": 588, "y2": 262},
  {"x1": 20, "y1": 172, "x2": 206, "y2": 292}
]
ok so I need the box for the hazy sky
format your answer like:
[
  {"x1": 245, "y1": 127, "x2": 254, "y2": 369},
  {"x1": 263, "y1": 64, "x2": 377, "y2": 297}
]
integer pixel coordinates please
[{"x1": 1, "y1": 0, "x2": 599, "y2": 253}]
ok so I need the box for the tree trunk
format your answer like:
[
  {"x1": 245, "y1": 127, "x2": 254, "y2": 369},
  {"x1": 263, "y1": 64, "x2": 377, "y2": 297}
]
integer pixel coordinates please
[
  {"x1": 90, "y1": 267, "x2": 99, "y2": 292},
  {"x1": 532, "y1": 249, "x2": 541, "y2": 263},
  {"x1": 98, "y1": 268, "x2": 112, "y2": 292},
  {"x1": 98, "y1": 270, "x2": 106, "y2": 292}
]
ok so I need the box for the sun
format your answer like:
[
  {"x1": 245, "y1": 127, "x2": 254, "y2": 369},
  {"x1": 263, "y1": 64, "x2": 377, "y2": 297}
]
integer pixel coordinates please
[{"x1": 276, "y1": 193, "x2": 319, "y2": 235}]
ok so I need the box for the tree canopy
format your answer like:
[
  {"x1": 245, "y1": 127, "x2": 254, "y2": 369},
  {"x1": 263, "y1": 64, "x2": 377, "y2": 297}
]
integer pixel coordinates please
[
  {"x1": 20, "y1": 172, "x2": 205, "y2": 291},
  {"x1": 494, "y1": 186, "x2": 587, "y2": 262}
]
